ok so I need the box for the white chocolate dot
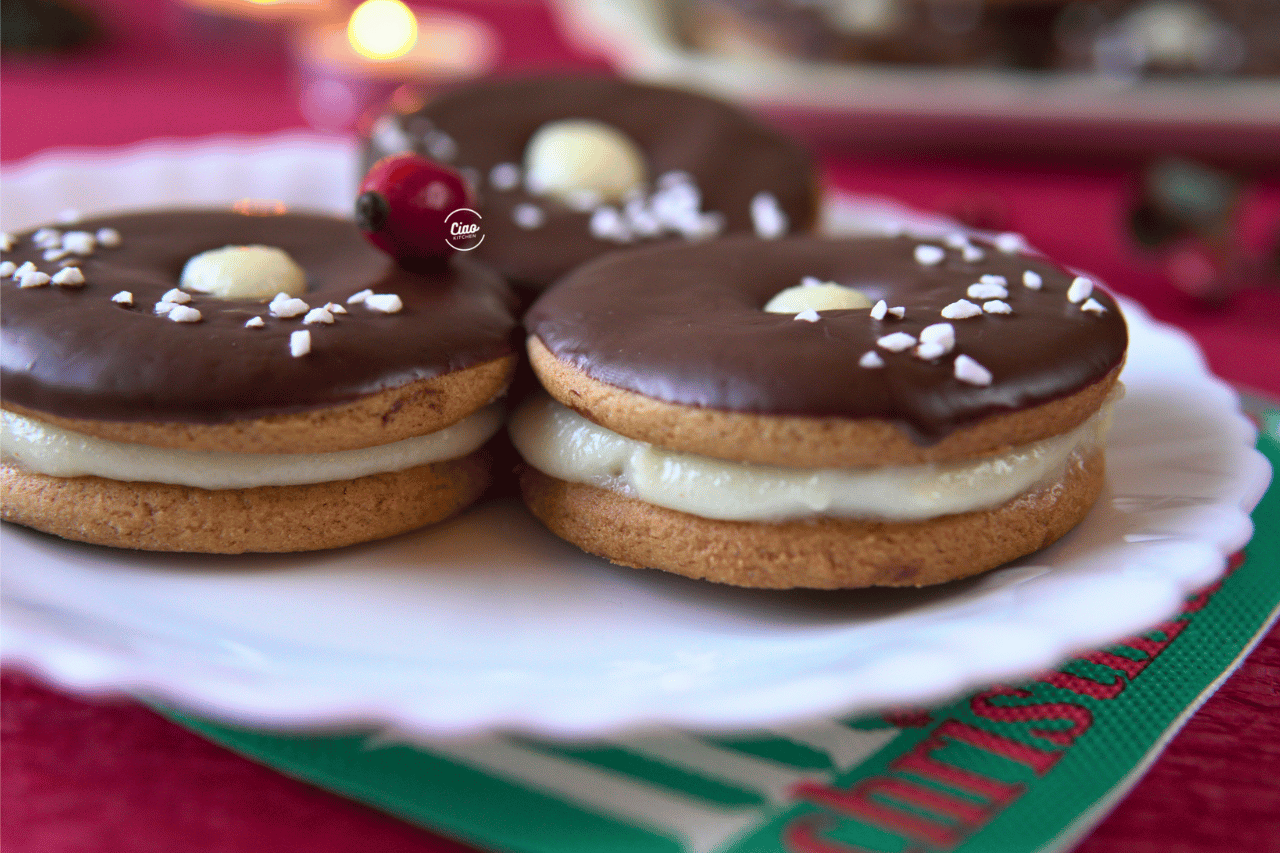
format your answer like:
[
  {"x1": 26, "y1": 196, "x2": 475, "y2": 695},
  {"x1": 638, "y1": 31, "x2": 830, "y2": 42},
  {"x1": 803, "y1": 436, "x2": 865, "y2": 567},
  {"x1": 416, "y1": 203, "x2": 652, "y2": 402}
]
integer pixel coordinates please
[
  {"x1": 983, "y1": 300, "x2": 1013, "y2": 314},
  {"x1": 750, "y1": 192, "x2": 788, "y2": 239},
  {"x1": 33, "y1": 228, "x2": 61, "y2": 248},
  {"x1": 944, "y1": 233, "x2": 970, "y2": 249},
  {"x1": 524, "y1": 119, "x2": 648, "y2": 205},
  {"x1": 589, "y1": 206, "x2": 632, "y2": 243},
  {"x1": 347, "y1": 288, "x2": 372, "y2": 304},
  {"x1": 111, "y1": 291, "x2": 133, "y2": 305},
  {"x1": 914, "y1": 244, "x2": 945, "y2": 266},
  {"x1": 324, "y1": 302, "x2": 347, "y2": 314},
  {"x1": 364, "y1": 293, "x2": 403, "y2": 313},
  {"x1": 290, "y1": 329, "x2": 311, "y2": 357},
  {"x1": 1022, "y1": 270, "x2": 1043, "y2": 290},
  {"x1": 888, "y1": 306, "x2": 905, "y2": 318},
  {"x1": 940, "y1": 299, "x2": 982, "y2": 319},
  {"x1": 154, "y1": 301, "x2": 178, "y2": 315},
  {"x1": 1081, "y1": 297, "x2": 1107, "y2": 314},
  {"x1": 14, "y1": 261, "x2": 37, "y2": 278},
  {"x1": 0, "y1": 233, "x2": 15, "y2": 251},
  {"x1": 303, "y1": 307, "x2": 334, "y2": 325},
  {"x1": 877, "y1": 332, "x2": 917, "y2": 352},
  {"x1": 167, "y1": 305, "x2": 202, "y2": 323},
  {"x1": 1067, "y1": 276, "x2": 1093, "y2": 303},
  {"x1": 61, "y1": 231, "x2": 95, "y2": 255},
  {"x1": 954, "y1": 354, "x2": 992, "y2": 385},
  {"x1": 43, "y1": 249, "x2": 69, "y2": 262},
  {"x1": 764, "y1": 282, "x2": 872, "y2": 314},
  {"x1": 161, "y1": 288, "x2": 191, "y2": 304},
  {"x1": 51, "y1": 267, "x2": 86, "y2": 287},
  {"x1": 182, "y1": 245, "x2": 306, "y2": 301},
  {"x1": 968, "y1": 282, "x2": 1008, "y2": 300},
  {"x1": 859, "y1": 351, "x2": 884, "y2": 368},
  {"x1": 869, "y1": 300, "x2": 888, "y2": 320},
  {"x1": 994, "y1": 232, "x2": 1026, "y2": 254},
  {"x1": 245, "y1": 316, "x2": 265, "y2": 328},
  {"x1": 919, "y1": 322, "x2": 955, "y2": 352},
  {"x1": 0, "y1": 261, "x2": 16, "y2": 277},
  {"x1": 915, "y1": 341, "x2": 948, "y2": 360},
  {"x1": 979, "y1": 274, "x2": 1007, "y2": 286},
  {"x1": 95, "y1": 228, "x2": 122, "y2": 248},
  {"x1": 18, "y1": 270, "x2": 50, "y2": 288},
  {"x1": 793, "y1": 308, "x2": 820, "y2": 322},
  {"x1": 962, "y1": 245, "x2": 985, "y2": 262}
]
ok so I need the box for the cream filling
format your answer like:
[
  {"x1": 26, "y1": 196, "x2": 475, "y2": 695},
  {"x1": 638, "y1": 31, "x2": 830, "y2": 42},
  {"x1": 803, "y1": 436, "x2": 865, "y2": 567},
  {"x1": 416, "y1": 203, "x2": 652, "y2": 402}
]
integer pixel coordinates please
[
  {"x1": 509, "y1": 394, "x2": 1110, "y2": 522},
  {"x1": 1, "y1": 405, "x2": 503, "y2": 489}
]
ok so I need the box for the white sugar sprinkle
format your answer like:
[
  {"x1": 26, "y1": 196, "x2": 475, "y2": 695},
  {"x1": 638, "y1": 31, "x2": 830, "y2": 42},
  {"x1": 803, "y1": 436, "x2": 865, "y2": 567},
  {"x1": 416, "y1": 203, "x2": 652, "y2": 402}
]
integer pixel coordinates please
[
  {"x1": 111, "y1": 291, "x2": 133, "y2": 305},
  {"x1": 95, "y1": 228, "x2": 121, "y2": 248},
  {"x1": 33, "y1": 228, "x2": 61, "y2": 248},
  {"x1": 43, "y1": 249, "x2": 68, "y2": 262},
  {"x1": 1023, "y1": 270, "x2": 1043, "y2": 290},
  {"x1": 954, "y1": 354, "x2": 993, "y2": 386},
  {"x1": 1081, "y1": 298, "x2": 1107, "y2": 314},
  {"x1": 290, "y1": 329, "x2": 311, "y2": 357},
  {"x1": 794, "y1": 308, "x2": 820, "y2": 322},
  {"x1": 944, "y1": 233, "x2": 970, "y2": 249},
  {"x1": 0, "y1": 261, "x2": 15, "y2": 277},
  {"x1": 244, "y1": 316, "x2": 265, "y2": 328},
  {"x1": 425, "y1": 129, "x2": 457, "y2": 162},
  {"x1": 800, "y1": 276, "x2": 823, "y2": 288},
  {"x1": 940, "y1": 299, "x2": 983, "y2": 319},
  {"x1": 269, "y1": 294, "x2": 309, "y2": 318},
  {"x1": 877, "y1": 332, "x2": 917, "y2": 352},
  {"x1": 914, "y1": 244, "x2": 945, "y2": 266},
  {"x1": 994, "y1": 232, "x2": 1026, "y2": 254},
  {"x1": 347, "y1": 289, "x2": 372, "y2": 304},
  {"x1": 889, "y1": 306, "x2": 905, "y2": 318},
  {"x1": 1067, "y1": 276, "x2": 1093, "y2": 303},
  {"x1": 962, "y1": 245, "x2": 985, "y2": 262},
  {"x1": 983, "y1": 300, "x2": 1013, "y2": 314},
  {"x1": 61, "y1": 231, "x2": 96, "y2": 255},
  {"x1": 750, "y1": 191, "x2": 788, "y2": 239},
  {"x1": 513, "y1": 203, "x2": 545, "y2": 230},
  {"x1": 489, "y1": 162, "x2": 521, "y2": 191},
  {"x1": 589, "y1": 206, "x2": 632, "y2": 243},
  {"x1": 324, "y1": 302, "x2": 347, "y2": 314},
  {"x1": 979, "y1": 274, "x2": 1007, "y2": 286},
  {"x1": 859, "y1": 351, "x2": 885, "y2": 368},
  {"x1": 869, "y1": 300, "x2": 888, "y2": 320},
  {"x1": 919, "y1": 322, "x2": 956, "y2": 351},
  {"x1": 18, "y1": 270, "x2": 51, "y2": 288},
  {"x1": 303, "y1": 307, "x2": 334, "y2": 325},
  {"x1": 15, "y1": 261, "x2": 37, "y2": 278},
  {"x1": 915, "y1": 341, "x2": 948, "y2": 360},
  {"x1": 0, "y1": 233, "x2": 15, "y2": 251},
  {"x1": 364, "y1": 293, "x2": 403, "y2": 313},
  {"x1": 51, "y1": 267, "x2": 86, "y2": 287},
  {"x1": 167, "y1": 305, "x2": 202, "y2": 323},
  {"x1": 58, "y1": 209, "x2": 81, "y2": 224},
  {"x1": 161, "y1": 288, "x2": 191, "y2": 304},
  {"x1": 154, "y1": 301, "x2": 177, "y2": 315}
]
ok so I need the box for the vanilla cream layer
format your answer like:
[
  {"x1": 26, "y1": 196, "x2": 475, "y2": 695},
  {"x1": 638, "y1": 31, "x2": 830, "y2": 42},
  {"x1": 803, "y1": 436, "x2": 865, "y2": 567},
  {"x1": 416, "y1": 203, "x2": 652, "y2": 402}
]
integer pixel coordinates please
[
  {"x1": 1, "y1": 405, "x2": 503, "y2": 489},
  {"x1": 509, "y1": 394, "x2": 1109, "y2": 522}
]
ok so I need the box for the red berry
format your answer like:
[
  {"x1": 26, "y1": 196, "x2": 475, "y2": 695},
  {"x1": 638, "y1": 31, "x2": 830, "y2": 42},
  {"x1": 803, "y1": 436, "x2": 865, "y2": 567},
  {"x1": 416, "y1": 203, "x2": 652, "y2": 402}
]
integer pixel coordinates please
[{"x1": 355, "y1": 154, "x2": 474, "y2": 265}]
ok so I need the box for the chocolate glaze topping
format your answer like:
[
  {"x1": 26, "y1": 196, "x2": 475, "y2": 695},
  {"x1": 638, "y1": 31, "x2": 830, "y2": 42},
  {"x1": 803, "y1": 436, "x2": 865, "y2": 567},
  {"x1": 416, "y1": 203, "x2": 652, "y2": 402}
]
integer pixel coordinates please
[
  {"x1": 526, "y1": 235, "x2": 1128, "y2": 444},
  {"x1": 365, "y1": 75, "x2": 818, "y2": 292},
  {"x1": 1, "y1": 210, "x2": 517, "y2": 424}
]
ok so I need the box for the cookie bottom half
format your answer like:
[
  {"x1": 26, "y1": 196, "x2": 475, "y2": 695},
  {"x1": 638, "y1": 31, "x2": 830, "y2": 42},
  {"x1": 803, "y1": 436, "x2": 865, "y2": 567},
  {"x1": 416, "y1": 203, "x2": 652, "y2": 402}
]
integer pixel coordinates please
[
  {"x1": 1, "y1": 449, "x2": 492, "y2": 554},
  {"x1": 519, "y1": 449, "x2": 1104, "y2": 589}
]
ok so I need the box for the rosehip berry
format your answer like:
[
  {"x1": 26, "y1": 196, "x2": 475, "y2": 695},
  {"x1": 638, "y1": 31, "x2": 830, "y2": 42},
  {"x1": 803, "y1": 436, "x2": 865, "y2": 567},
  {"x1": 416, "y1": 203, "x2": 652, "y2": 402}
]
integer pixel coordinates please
[{"x1": 355, "y1": 153, "x2": 474, "y2": 266}]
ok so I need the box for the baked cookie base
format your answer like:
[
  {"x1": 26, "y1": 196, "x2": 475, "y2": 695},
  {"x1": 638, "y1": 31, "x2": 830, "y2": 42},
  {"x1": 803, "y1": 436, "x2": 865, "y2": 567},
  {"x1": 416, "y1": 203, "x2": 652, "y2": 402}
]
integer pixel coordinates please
[
  {"x1": 519, "y1": 449, "x2": 1105, "y2": 589},
  {"x1": 1, "y1": 449, "x2": 492, "y2": 554}
]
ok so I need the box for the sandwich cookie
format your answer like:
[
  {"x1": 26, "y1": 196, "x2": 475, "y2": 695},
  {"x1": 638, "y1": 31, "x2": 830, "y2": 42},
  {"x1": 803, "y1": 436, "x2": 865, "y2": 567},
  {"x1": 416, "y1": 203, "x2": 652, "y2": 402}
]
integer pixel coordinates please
[
  {"x1": 513, "y1": 233, "x2": 1127, "y2": 588},
  {"x1": 1, "y1": 209, "x2": 518, "y2": 553}
]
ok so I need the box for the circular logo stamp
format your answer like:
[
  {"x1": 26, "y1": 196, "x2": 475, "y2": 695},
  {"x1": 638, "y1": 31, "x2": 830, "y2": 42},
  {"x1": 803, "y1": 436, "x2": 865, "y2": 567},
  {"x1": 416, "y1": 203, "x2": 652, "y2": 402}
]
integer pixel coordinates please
[{"x1": 445, "y1": 208, "x2": 484, "y2": 252}]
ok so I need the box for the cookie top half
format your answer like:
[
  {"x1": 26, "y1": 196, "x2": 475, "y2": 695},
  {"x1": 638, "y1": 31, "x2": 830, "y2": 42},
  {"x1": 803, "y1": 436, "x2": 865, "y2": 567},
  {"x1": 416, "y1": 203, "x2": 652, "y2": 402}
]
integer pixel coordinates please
[
  {"x1": 365, "y1": 75, "x2": 820, "y2": 291},
  {"x1": 525, "y1": 233, "x2": 1128, "y2": 466}
]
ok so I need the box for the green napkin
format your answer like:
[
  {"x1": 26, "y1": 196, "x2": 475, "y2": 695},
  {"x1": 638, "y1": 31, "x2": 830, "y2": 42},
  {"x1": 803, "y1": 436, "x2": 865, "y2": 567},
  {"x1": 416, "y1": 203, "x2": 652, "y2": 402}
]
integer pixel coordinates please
[{"x1": 159, "y1": 419, "x2": 1279, "y2": 853}]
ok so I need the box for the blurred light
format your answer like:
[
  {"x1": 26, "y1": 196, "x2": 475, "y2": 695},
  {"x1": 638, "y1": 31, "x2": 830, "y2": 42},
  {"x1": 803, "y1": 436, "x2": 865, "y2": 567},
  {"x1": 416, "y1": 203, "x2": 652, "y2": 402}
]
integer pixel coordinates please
[
  {"x1": 348, "y1": 0, "x2": 418, "y2": 61},
  {"x1": 233, "y1": 198, "x2": 288, "y2": 215}
]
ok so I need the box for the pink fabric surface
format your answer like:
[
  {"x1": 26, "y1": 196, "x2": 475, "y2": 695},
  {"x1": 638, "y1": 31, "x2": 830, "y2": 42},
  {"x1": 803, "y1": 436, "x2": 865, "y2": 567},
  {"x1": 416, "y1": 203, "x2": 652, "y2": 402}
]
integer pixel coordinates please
[{"x1": 2, "y1": 1, "x2": 1278, "y2": 852}]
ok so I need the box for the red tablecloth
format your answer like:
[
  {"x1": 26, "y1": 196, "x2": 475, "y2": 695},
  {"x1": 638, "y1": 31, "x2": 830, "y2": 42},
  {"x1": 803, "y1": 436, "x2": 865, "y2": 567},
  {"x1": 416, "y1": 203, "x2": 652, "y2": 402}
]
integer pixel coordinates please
[{"x1": 3, "y1": 2, "x2": 1278, "y2": 851}]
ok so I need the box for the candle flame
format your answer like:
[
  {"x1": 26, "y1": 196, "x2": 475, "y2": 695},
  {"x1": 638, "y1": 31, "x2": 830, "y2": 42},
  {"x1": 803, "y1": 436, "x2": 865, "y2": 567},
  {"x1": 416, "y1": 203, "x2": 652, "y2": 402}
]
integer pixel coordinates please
[{"x1": 348, "y1": 0, "x2": 418, "y2": 61}]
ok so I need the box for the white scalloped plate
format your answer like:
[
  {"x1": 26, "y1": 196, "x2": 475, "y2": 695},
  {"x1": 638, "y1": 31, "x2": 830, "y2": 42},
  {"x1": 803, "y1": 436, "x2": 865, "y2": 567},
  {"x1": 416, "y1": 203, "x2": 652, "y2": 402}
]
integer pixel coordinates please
[{"x1": 0, "y1": 136, "x2": 1271, "y2": 740}]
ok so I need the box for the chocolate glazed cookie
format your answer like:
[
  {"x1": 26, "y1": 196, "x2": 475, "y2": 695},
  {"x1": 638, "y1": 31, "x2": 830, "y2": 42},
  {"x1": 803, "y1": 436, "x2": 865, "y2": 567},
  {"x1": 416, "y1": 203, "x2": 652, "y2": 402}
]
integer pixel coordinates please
[
  {"x1": 364, "y1": 75, "x2": 820, "y2": 293},
  {"x1": 513, "y1": 232, "x2": 1127, "y2": 588},
  {"x1": 1, "y1": 210, "x2": 519, "y2": 552}
]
